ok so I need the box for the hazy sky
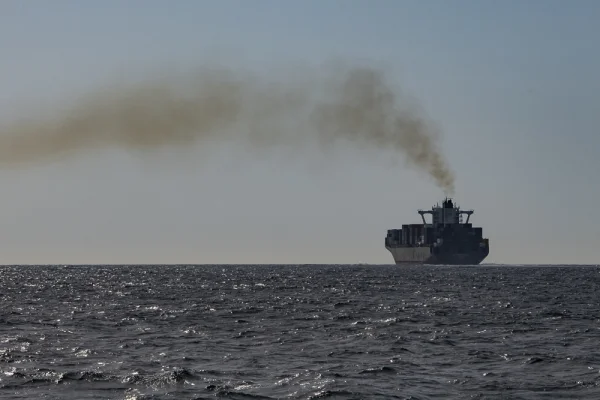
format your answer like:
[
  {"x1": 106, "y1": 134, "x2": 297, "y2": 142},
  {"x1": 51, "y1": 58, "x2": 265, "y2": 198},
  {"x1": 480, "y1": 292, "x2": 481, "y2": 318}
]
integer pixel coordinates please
[{"x1": 0, "y1": 0, "x2": 598, "y2": 265}]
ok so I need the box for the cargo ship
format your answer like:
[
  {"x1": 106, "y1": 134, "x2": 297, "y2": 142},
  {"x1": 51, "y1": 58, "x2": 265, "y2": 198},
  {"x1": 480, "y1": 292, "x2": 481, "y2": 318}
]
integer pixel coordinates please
[{"x1": 385, "y1": 198, "x2": 489, "y2": 265}]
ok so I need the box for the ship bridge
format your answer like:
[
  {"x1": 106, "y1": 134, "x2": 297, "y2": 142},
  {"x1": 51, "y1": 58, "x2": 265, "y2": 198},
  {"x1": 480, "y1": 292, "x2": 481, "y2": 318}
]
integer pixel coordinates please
[{"x1": 418, "y1": 197, "x2": 473, "y2": 226}]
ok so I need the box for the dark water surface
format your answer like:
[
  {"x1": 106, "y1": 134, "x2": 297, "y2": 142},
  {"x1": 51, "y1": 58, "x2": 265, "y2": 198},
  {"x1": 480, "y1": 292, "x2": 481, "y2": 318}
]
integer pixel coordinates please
[{"x1": 1, "y1": 264, "x2": 599, "y2": 399}]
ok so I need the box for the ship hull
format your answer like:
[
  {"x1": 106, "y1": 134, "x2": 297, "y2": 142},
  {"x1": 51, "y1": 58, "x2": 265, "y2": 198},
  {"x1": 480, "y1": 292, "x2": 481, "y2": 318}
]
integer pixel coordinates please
[{"x1": 386, "y1": 246, "x2": 488, "y2": 265}]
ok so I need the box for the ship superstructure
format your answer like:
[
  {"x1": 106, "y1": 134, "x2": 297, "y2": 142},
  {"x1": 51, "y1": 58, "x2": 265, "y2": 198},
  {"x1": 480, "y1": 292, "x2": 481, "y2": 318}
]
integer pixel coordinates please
[{"x1": 385, "y1": 198, "x2": 489, "y2": 265}]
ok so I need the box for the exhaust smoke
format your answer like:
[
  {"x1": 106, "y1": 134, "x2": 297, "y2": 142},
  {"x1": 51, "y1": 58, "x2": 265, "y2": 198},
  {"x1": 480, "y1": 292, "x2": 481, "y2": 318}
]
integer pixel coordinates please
[{"x1": 0, "y1": 63, "x2": 455, "y2": 194}]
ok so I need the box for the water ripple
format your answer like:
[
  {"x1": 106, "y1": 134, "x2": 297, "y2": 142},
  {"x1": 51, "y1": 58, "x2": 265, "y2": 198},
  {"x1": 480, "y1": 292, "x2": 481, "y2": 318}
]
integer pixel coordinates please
[{"x1": 0, "y1": 264, "x2": 598, "y2": 399}]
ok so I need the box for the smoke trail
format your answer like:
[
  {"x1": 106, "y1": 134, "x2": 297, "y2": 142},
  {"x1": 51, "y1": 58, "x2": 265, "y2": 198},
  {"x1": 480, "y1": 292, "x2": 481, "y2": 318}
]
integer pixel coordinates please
[
  {"x1": 310, "y1": 66, "x2": 454, "y2": 194},
  {"x1": 0, "y1": 64, "x2": 455, "y2": 194}
]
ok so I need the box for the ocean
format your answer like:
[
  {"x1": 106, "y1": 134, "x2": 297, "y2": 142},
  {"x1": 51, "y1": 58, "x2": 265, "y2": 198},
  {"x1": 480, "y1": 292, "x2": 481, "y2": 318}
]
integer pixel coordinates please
[{"x1": 0, "y1": 264, "x2": 599, "y2": 399}]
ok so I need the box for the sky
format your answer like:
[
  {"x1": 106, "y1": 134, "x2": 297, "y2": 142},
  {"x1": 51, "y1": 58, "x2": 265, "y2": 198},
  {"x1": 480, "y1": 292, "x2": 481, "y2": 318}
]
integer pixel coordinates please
[{"x1": 0, "y1": 0, "x2": 598, "y2": 265}]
